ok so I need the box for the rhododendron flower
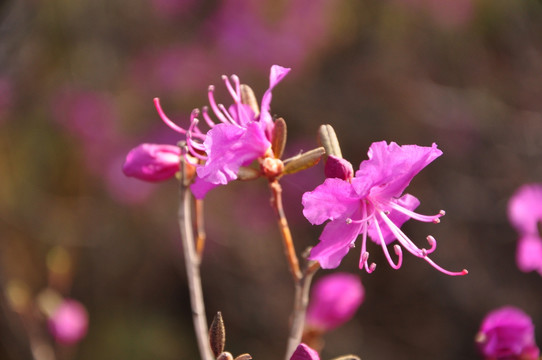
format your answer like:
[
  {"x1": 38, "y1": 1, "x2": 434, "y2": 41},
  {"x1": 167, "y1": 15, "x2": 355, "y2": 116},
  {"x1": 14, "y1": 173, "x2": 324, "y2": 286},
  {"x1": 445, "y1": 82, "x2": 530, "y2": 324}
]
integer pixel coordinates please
[
  {"x1": 302, "y1": 141, "x2": 467, "y2": 275},
  {"x1": 508, "y1": 184, "x2": 542, "y2": 275},
  {"x1": 476, "y1": 306, "x2": 539, "y2": 360},
  {"x1": 290, "y1": 343, "x2": 320, "y2": 360},
  {"x1": 48, "y1": 299, "x2": 89, "y2": 345},
  {"x1": 306, "y1": 273, "x2": 363, "y2": 331},
  {"x1": 122, "y1": 143, "x2": 181, "y2": 182},
  {"x1": 153, "y1": 64, "x2": 290, "y2": 198}
]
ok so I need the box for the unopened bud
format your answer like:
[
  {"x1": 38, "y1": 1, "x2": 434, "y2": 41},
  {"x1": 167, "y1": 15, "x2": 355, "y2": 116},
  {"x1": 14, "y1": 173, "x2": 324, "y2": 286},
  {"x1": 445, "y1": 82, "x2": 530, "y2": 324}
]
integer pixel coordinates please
[
  {"x1": 209, "y1": 312, "x2": 226, "y2": 358},
  {"x1": 271, "y1": 117, "x2": 287, "y2": 159},
  {"x1": 324, "y1": 155, "x2": 354, "y2": 180},
  {"x1": 318, "y1": 124, "x2": 342, "y2": 158},
  {"x1": 240, "y1": 84, "x2": 260, "y2": 117},
  {"x1": 237, "y1": 166, "x2": 261, "y2": 181},
  {"x1": 283, "y1": 147, "x2": 325, "y2": 175},
  {"x1": 234, "y1": 354, "x2": 252, "y2": 360}
]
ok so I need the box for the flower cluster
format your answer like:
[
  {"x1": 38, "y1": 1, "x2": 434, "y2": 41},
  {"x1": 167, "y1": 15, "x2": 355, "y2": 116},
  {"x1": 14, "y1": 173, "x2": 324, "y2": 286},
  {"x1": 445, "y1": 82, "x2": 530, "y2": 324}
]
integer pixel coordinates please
[
  {"x1": 476, "y1": 306, "x2": 539, "y2": 360},
  {"x1": 302, "y1": 141, "x2": 467, "y2": 275},
  {"x1": 507, "y1": 184, "x2": 542, "y2": 275},
  {"x1": 123, "y1": 65, "x2": 290, "y2": 198}
]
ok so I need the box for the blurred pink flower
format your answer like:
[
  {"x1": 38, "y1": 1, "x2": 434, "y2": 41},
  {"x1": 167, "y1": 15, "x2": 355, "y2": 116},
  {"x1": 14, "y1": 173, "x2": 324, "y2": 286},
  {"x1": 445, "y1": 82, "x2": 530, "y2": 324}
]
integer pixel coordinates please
[
  {"x1": 290, "y1": 343, "x2": 320, "y2": 360},
  {"x1": 123, "y1": 143, "x2": 181, "y2": 182},
  {"x1": 306, "y1": 273, "x2": 363, "y2": 332},
  {"x1": 48, "y1": 299, "x2": 89, "y2": 345},
  {"x1": 476, "y1": 306, "x2": 539, "y2": 360},
  {"x1": 302, "y1": 141, "x2": 467, "y2": 276},
  {"x1": 508, "y1": 184, "x2": 542, "y2": 275}
]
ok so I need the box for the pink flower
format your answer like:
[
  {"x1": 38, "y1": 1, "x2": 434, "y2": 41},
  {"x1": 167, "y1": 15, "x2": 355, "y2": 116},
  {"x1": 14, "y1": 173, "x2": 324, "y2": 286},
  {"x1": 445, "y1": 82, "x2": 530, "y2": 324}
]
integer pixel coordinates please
[
  {"x1": 508, "y1": 184, "x2": 542, "y2": 275},
  {"x1": 155, "y1": 65, "x2": 290, "y2": 198},
  {"x1": 122, "y1": 143, "x2": 181, "y2": 182},
  {"x1": 290, "y1": 343, "x2": 320, "y2": 360},
  {"x1": 306, "y1": 273, "x2": 364, "y2": 331},
  {"x1": 48, "y1": 299, "x2": 89, "y2": 345},
  {"x1": 476, "y1": 306, "x2": 539, "y2": 360},
  {"x1": 302, "y1": 141, "x2": 467, "y2": 276}
]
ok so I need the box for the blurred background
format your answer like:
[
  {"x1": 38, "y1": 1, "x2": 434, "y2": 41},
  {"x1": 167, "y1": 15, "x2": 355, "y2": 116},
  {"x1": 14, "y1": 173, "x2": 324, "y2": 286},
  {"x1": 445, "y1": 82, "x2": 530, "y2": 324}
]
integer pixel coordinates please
[{"x1": 1, "y1": 0, "x2": 542, "y2": 359}]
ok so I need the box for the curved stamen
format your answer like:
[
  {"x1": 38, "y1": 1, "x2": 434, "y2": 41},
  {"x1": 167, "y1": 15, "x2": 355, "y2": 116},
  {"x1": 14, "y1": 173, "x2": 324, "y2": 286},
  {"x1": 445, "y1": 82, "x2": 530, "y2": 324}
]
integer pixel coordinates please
[
  {"x1": 422, "y1": 255, "x2": 468, "y2": 276},
  {"x1": 154, "y1": 98, "x2": 186, "y2": 134},
  {"x1": 346, "y1": 210, "x2": 375, "y2": 225},
  {"x1": 386, "y1": 201, "x2": 445, "y2": 223},
  {"x1": 424, "y1": 235, "x2": 437, "y2": 255},
  {"x1": 207, "y1": 85, "x2": 229, "y2": 124},
  {"x1": 217, "y1": 104, "x2": 237, "y2": 125},
  {"x1": 201, "y1": 107, "x2": 216, "y2": 129},
  {"x1": 187, "y1": 119, "x2": 208, "y2": 161},
  {"x1": 374, "y1": 214, "x2": 402, "y2": 269},
  {"x1": 222, "y1": 75, "x2": 241, "y2": 103},
  {"x1": 378, "y1": 210, "x2": 425, "y2": 256}
]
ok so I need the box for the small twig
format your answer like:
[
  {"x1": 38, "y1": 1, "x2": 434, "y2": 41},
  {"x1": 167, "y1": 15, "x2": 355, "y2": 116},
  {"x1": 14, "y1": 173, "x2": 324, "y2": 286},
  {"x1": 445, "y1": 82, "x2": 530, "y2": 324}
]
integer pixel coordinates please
[
  {"x1": 178, "y1": 160, "x2": 214, "y2": 360},
  {"x1": 269, "y1": 180, "x2": 302, "y2": 281},
  {"x1": 195, "y1": 199, "x2": 206, "y2": 262}
]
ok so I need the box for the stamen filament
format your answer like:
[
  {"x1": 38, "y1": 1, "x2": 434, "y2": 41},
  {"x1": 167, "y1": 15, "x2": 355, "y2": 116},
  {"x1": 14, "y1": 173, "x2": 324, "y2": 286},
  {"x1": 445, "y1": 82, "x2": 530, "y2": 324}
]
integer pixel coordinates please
[
  {"x1": 386, "y1": 201, "x2": 444, "y2": 223},
  {"x1": 222, "y1": 75, "x2": 241, "y2": 103},
  {"x1": 373, "y1": 215, "x2": 402, "y2": 269},
  {"x1": 422, "y1": 255, "x2": 468, "y2": 276},
  {"x1": 201, "y1": 107, "x2": 216, "y2": 129},
  {"x1": 154, "y1": 98, "x2": 186, "y2": 134},
  {"x1": 207, "y1": 86, "x2": 229, "y2": 124},
  {"x1": 378, "y1": 210, "x2": 425, "y2": 256}
]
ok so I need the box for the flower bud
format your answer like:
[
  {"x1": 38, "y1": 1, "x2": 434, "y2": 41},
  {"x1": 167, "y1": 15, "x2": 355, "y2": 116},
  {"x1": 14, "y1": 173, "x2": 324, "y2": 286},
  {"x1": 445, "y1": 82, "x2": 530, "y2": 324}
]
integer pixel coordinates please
[
  {"x1": 306, "y1": 273, "x2": 364, "y2": 332},
  {"x1": 290, "y1": 343, "x2": 320, "y2": 360},
  {"x1": 324, "y1": 155, "x2": 353, "y2": 180},
  {"x1": 476, "y1": 306, "x2": 539, "y2": 360},
  {"x1": 122, "y1": 143, "x2": 180, "y2": 182},
  {"x1": 48, "y1": 299, "x2": 89, "y2": 345}
]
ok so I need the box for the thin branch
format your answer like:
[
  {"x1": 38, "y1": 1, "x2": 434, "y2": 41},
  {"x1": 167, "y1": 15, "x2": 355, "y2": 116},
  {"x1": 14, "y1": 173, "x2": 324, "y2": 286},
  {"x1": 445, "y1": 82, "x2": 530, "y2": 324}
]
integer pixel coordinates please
[
  {"x1": 284, "y1": 263, "x2": 320, "y2": 360},
  {"x1": 195, "y1": 199, "x2": 206, "y2": 262},
  {"x1": 178, "y1": 160, "x2": 214, "y2": 360},
  {"x1": 269, "y1": 180, "x2": 302, "y2": 281}
]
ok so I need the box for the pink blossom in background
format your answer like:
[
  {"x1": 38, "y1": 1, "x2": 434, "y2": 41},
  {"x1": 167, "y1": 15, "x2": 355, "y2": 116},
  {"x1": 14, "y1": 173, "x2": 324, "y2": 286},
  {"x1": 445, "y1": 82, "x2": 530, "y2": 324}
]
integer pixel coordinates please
[
  {"x1": 302, "y1": 141, "x2": 467, "y2": 276},
  {"x1": 306, "y1": 273, "x2": 364, "y2": 332},
  {"x1": 106, "y1": 154, "x2": 156, "y2": 204},
  {"x1": 290, "y1": 343, "x2": 320, "y2": 360},
  {"x1": 507, "y1": 184, "x2": 542, "y2": 275},
  {"x1": 476, "y1": 306, "x2": 539, "y2": 360},
  {"x1": 48, "y1": 299, "x2": 89, "y2": 345}
]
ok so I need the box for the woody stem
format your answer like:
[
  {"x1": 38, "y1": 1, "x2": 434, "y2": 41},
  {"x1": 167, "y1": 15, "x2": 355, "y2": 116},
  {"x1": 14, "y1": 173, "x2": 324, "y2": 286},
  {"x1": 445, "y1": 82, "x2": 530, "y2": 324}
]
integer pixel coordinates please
[{"x1": 178, "y1": 160, "x2": 213, "y2": 360}]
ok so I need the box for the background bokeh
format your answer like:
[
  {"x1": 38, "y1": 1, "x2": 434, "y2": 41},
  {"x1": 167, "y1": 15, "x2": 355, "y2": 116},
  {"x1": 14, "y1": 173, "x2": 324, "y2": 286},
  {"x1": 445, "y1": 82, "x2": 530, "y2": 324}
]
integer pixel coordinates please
[{"x1": 1, "y1": 0, "x2": 542, "y2": 359}]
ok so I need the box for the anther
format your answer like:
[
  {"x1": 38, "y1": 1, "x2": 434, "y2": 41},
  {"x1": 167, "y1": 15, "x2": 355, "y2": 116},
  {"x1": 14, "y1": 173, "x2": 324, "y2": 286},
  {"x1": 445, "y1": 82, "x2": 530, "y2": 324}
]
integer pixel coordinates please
[
  {"x1": 433, "y1": 218, "x2": 441, "y2": 224},
  {"x1": 439, "y1": 210, "x2": 446, "y2": 216},
  {"x1": 346, "y1": 218, "x2": 352, "y2": 224}
]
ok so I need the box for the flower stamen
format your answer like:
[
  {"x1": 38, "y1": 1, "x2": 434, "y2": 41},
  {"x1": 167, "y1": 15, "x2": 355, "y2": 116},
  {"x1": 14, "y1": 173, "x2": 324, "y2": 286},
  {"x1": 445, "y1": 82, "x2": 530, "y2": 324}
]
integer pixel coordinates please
[{"x1": 154, "y1": 98, "x2": 187, "y2": 134}]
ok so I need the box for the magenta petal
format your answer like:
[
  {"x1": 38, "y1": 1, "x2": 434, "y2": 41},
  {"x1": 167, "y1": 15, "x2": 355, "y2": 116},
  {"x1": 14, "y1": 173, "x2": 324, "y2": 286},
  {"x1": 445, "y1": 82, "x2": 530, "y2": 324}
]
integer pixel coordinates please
[
  {"x1": 197, "y1": 122, "x2": 270, "y2": 184},
  {"x1": 289, "y1": 343, "x2": 320, "y2": 360},
  {"x1": 516, "y1": 235, "x2": 542, "y2": 273},
  {"x1": 260, "y1": 65, "x2": 291, "y2": 130},
  {"x1": 190, "y1": 177, "x2": 218, "y2": 199},
  {"x1": 367, "y1": 193, "x2": 420, "y2": 245},
  {"x1": 122, "y1": 143, "x2": 180, "y2": 182},
  {"x1": 309, "y1": 215, "x2": 363, "y2": 269},
  {"x1": 508, "y1": 183, "x2": 542, "y2": 235},
  {"x1": 324, "y1": 155, "x2": 354, "y2": 180},
  {"x1": 357, "y1": 141, "x2": 442, "y2": 199},
  {"x1": 302, "y1": 178, "x2": 360, "y2": 225}
]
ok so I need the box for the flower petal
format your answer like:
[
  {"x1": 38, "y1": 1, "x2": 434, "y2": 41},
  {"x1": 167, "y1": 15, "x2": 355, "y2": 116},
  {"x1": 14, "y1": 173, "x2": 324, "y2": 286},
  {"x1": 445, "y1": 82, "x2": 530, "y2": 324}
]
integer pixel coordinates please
[
  {"x1": 289, "y1": 343, "x2": 320, "y2": 360},
  {"x1": 309, "y1": 213, "x2": 363, "y2": 269},
  {"x1": 190, "y1": 177, "x2": 219, "y2": 199},
  {"x1": 356, "y1": 141, "x2": 442, "y2": 199},
  {"x1": 508, "y1": 183, "x2": 542, "y2": 236},
  {"x1": 260, "y1": 65, "x2": 291, "y2": 131},
  {"x1": 197, "y1": 122, "x2": 270, "y2": 184},
  {"x1": 302, "y1": 178, "x2": 360, "y2": 225},
  {"x1": 516, "y1": 235, "x2": 542, "y2": 273}
]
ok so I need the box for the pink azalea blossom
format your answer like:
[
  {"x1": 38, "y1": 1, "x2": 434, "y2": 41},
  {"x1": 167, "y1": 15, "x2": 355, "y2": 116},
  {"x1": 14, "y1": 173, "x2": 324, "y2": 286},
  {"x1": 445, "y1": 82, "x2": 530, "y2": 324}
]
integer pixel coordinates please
[
  {"x1": 476, "y1": 306, "x2": 539, "y2": 360},
  {"x1": 306, "y1": 273, "x2": 364, "y2": 332},
  {"x1": 507, "y1": 184, "x2": 542, "y2": 275},
  {"x1": 302, "y1": 141, "x2": 467, "y2": 275},
  {"x1": 122, "y1": 143, "x2": 181, "y2": 182},
  {"x1": 290, "y1": 343, "x2": 320, "y2": 360},
  {"x1": 48, "y1": 299, "x2": 89, "y2": 345},
  {"x1": 154, "y1": 65, "x2": 290, "y2": 198}
]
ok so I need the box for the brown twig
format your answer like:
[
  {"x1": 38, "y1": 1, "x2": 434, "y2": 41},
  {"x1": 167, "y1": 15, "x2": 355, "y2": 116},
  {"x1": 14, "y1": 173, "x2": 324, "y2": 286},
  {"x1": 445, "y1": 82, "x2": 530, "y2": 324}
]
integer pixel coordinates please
[
  {"x1": 178, "y1": 160, "x2": 214, "y2": 360},
  {"x1": 195, "y1": 199, "x2": 206, "y2": 262},
  {"x1": 269, "y1": 180, "x2": 302, "y2": 281}
]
